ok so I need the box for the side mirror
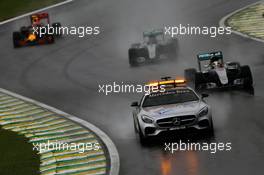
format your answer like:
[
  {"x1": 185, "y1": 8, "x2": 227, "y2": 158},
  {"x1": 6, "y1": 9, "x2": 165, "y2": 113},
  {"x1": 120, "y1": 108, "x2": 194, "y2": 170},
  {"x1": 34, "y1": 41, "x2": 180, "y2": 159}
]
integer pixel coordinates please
[
  {"x1": 131, "y1": 101, "x2": 139, "y2": 107},
  {"x1": 201, "y1": 93, "x2": 209, "y2": 98}
]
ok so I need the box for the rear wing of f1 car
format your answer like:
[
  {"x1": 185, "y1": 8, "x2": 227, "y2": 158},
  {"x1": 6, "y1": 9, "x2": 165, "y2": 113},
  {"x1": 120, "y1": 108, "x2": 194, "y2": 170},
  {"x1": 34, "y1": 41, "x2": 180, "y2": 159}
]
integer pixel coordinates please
[
  {"x1": 197, "y1": 51, "x2": 223, "y2": 61},
  {"x1": 30, "y1": 13, "x2": 50, "y2": 26},
  {"x1": 143, "y1": 29, "x2": 163, "y2": 37},
  {"x1": 197, "y1": 51, "x2": 223, "y2": 71}
]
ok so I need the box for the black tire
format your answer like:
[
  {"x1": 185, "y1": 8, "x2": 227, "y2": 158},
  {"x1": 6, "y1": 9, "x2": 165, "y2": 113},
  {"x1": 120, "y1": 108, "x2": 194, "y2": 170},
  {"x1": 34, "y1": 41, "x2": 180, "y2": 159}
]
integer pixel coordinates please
[
  {"x1": 241, "y1": 65, "x2": 253, "y2": 89},
  {"x1": 138, "y1": 129, "x2": 147, "y2": 144},
  {"x1": 129, "y1": 49, "x2": 139, "y2": 67},
  {"x1": 195, "y1": 72, "x2": 204, "y2": 90},
  {"x1": 133, "y1": 117, "x2": 138, "y2": 133},
  {"x1": 184, "y1": 68, "x2": 197, "y2": 84},
  {"x1": 208, "y1": 118, "x2": 214, "y2": 136},
  {"x1": 13, "y1": 32, "x2": 22, "y2": 48},
  {"x1": 46, "y1": 35, "x2": 55, "y2": 44},
  {"x1": 203, "y1": 118, "x2": 214, "y2": 137},
  {"x1": 137, "y1": 122, "x2": 148, "y2": 144}
]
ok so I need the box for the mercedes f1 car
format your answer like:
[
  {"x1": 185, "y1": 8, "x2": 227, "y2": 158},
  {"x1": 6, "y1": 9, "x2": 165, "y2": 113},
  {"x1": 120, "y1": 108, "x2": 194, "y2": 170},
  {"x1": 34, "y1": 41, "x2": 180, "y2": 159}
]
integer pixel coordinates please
[
  {"x1": 128, "y1": 29, "x2": 178, "y2": 66},
  {"x1": 13, "y1": 13, "x2": 61, "y2": 48},
  {"x1": 131, "y1": 77, "x2": 213, "y2": 143},
  {"x1": 184, "y1": 51, "x2": 254, "y2": 93}
]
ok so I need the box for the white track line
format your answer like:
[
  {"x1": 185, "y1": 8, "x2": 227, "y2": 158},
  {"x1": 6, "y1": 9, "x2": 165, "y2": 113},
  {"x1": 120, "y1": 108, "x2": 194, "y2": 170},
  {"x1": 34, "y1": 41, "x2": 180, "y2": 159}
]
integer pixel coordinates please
[
  {"x1": 0, "y1": 88, "x2": 120, "y2": 175},
  {"x1": 0, "y1": 0, "x2": 74, "y2": 26},
  {"x1": 219, "y1": 0, "x2": 264, "y2": 43}
]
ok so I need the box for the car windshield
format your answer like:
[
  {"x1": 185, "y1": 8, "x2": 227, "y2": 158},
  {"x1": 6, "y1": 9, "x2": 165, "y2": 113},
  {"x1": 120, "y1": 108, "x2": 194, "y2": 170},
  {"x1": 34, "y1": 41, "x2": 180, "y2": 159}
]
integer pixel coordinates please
[{"x1": 142, "y1": 89, "x2": 199, "y2": 107}]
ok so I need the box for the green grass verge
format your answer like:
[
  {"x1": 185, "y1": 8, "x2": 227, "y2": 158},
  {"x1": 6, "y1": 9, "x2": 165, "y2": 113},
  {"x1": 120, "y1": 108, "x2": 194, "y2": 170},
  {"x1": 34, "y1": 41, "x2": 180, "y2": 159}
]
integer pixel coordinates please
[
  {"x1": 226, "y1": 2, "x2": 264, "y2": 40},
  {"x1": 0, "y1": 0, "x2": 64, "y2": 21},
  {"x1": 0, "y1": 128, "x2": 40, "y2": 175}
]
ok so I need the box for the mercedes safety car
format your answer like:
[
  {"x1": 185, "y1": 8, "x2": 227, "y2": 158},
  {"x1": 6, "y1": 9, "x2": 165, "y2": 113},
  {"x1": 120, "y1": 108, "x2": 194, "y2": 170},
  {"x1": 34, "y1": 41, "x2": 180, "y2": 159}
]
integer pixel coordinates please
[
  {"x1": 184, "y1": 51, "x2": 254, "y2": 93},
  {"x1": 131, "y1": 77, "x2": 213, "y2": 143},
  {"x1": 128, "y1": 29, "x2": 178, "y2": 66},
  {"x1": 12, "y1": 13, "x2": 61, "y2": 48}
]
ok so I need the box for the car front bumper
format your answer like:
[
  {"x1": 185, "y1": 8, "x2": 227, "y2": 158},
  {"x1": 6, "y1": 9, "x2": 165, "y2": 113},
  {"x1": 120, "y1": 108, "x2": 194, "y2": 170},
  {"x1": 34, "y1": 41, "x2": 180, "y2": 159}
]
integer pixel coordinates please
[{"x1": 139, "y1": 114, "x2": 212, "y2": 137}]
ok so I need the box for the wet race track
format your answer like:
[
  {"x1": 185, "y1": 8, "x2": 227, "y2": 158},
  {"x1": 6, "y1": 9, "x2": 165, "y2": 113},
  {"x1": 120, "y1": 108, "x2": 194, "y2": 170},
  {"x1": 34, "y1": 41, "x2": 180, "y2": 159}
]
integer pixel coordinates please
[{"x1": 0, "y1": 0, "x2": 264, "y2": 174}]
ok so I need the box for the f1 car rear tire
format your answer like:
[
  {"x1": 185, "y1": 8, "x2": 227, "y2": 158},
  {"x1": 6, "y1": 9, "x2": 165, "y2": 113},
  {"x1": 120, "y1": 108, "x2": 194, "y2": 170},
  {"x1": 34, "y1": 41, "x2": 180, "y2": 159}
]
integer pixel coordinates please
[
  {"x1": 13, "y1": 32, "x2": 22, "y2": 48},
  {"x1": 241, "y1": 65, "x2": 253, "y2": 89},
  {"x1": 46, "y1": 35, "x2": 55, "y2": 44},
  {"x1": 194, "y1": 72, "x2": 204, "y2": 90}
]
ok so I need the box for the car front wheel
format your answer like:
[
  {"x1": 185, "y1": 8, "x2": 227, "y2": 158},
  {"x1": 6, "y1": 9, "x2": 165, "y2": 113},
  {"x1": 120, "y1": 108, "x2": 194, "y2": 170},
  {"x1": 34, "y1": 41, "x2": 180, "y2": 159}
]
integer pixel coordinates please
[
  {"x1": 205, "y1": 118, "x2": 214, "y2": 136},
  {"x1": 137, "y1": 122, "x2": 148, "y2": 144}
]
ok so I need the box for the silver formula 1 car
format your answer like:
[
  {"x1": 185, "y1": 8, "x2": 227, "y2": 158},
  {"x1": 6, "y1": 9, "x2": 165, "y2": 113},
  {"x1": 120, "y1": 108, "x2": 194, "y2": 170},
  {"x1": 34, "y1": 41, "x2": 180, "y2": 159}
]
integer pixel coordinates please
[
  {"x1": 184, "y1": 51, "x2": 254, "y2": 94},
  {"x1": 128, "y1": 29, "x2": 178, "y2": 66},
  {"x1": 130, "y1": 78, "x2": 213, "y2": 143}
]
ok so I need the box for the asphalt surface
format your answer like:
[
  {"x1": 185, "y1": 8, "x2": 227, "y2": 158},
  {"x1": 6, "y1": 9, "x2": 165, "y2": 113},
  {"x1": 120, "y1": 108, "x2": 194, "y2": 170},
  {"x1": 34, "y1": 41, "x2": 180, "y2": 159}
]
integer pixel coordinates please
[{"x1": 0, "y1": 0, "x2": 264, "y2": 174}]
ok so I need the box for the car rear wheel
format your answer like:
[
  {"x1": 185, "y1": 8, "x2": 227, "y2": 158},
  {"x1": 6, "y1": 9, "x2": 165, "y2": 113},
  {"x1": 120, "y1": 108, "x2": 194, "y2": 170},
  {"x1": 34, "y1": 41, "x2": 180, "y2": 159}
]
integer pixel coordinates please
[
  {"x1": 46, "y1": 35, "x2": 55, "y2": 44},
  {"x1": 13, "y1": 32, "x2": 22, "y2": 48},
  {"x1": 195, "y1": 72, "x2": 204, "y2": 90},
  {"x1": 241, "y1": 65, "x2": 253, "y2": 89}
]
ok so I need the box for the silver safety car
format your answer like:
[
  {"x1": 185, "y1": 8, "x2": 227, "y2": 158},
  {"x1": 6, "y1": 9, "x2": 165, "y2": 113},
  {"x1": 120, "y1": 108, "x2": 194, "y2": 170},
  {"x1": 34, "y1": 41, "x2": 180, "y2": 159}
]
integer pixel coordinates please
[{"x1": 131, "y1": 78, "x2": 213, "y2": 142}]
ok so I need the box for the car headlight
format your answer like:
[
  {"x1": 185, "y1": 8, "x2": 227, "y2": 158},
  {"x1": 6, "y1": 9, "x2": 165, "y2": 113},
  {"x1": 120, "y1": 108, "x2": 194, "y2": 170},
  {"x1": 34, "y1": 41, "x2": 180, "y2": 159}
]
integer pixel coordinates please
[
  {"x1": 198, "y1": 107, "x2": 209, "y2": 118},
  {"x1": 141, "y1": 115, "x2": 154, "y2": 124}
]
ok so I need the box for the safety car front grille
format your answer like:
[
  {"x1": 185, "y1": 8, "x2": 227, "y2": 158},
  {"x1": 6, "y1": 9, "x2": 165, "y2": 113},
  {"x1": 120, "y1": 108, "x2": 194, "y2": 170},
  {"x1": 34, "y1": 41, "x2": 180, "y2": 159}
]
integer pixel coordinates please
[{"x1": 156, "y1": 115, "x2": 196, "y2": 128}]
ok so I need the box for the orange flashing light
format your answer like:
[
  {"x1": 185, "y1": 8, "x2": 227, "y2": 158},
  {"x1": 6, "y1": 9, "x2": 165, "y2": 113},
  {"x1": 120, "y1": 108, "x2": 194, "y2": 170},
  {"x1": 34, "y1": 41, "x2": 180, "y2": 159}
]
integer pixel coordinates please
[
  {"x1": 147, "y1": 82, "x2": 159, "y2": 87},
  {"x1": 159, "y1": 80, "x2": 175, "y2": 85},
  {"x1": 175, "y1": 79, "x2": 186, "y2": 83},
  {"x1": 146, "y1": 78, "x2": 186, "y2": 87}
]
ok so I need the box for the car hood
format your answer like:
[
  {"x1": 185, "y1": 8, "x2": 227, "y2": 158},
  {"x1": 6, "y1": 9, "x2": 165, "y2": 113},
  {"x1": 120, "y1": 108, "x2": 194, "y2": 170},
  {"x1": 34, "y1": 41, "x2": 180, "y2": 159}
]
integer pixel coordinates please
[{"x1": 141, "y1": 101, "x2": 205, "y2": 119}]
